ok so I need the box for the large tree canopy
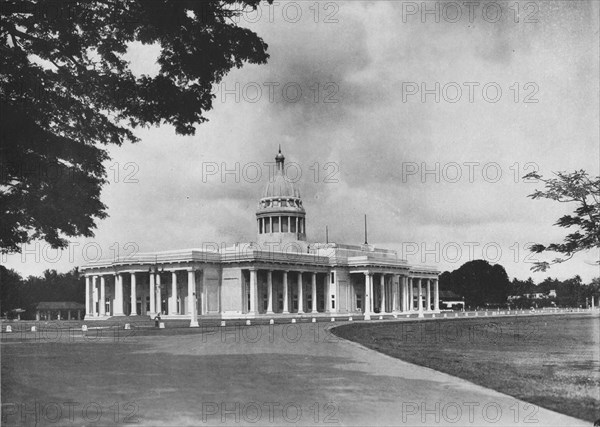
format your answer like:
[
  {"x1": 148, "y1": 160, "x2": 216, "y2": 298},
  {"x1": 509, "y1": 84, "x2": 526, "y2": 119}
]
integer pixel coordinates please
[
  {"x1": 439, "y1": 259, "x2": 510, "y2": 307},
  {"x1": 524, "y1": 170, "x2": 600, "y2": 272},
  {"x1": 1, "y1": 0, "x2": 272, "y2": 253}
]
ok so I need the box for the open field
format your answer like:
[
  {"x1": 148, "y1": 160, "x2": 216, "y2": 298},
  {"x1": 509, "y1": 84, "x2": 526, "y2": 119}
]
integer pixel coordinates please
[
  {"x1": 0, "y1": 312, "x2": 594, "y2": 426},
  {"x1": 332, "y1": 313, "x2": 600, "y2": 422}
]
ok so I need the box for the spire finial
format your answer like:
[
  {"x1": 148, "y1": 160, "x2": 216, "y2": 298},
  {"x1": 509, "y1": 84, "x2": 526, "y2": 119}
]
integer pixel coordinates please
[{"x1": 275, "y1": 146, "x2": 285, "y2": 171}]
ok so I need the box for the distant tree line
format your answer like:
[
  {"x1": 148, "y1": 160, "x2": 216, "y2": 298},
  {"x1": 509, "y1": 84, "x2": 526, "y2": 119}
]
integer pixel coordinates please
[
  {"x1": 508, "y1": 275, "x2": 599, "y2": 309},
  {"x1": 439, "y1": 259, "x2": 599, "y2": 309},
  {"x1": 0, "y1": 266, "x2": 84, "y2": 319}
]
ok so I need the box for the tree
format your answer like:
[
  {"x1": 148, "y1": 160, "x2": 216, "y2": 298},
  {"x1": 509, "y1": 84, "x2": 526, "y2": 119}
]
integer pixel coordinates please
[
  {"x1": 1, "y1": 0, "x2": 272, "y2": 253},
  {"x1": 0, "y1": 265, "x2": 24, "y2": 314},
  {"x1": 439, "y1": 260, "x2": 510, "y2": 307},
  {"x1": 524, "y1": 170, "x2": 600, "y2": 272},
  {"x1": 1, "y1": 266, "x2": 84, "y2": 318}
]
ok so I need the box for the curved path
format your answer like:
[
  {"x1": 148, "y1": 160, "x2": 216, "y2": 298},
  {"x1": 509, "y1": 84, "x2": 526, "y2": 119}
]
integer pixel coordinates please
[{"x1": 131, "y1": 322, "x2": 587, "y2": 426}]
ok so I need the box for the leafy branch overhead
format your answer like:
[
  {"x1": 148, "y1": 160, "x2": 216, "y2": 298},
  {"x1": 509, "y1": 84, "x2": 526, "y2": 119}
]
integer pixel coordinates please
[
  {"x1": 524, "y1": 170, "x2": 600, "y2": 272},
  {"x1": 1, "y1": 0, "x2": 273, "y2": 253}
]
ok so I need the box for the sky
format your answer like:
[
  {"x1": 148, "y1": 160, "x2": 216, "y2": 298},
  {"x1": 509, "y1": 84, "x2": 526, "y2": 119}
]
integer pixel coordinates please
[{"x1": 4, "y1": 0, "x2": 599, "y2": 283}]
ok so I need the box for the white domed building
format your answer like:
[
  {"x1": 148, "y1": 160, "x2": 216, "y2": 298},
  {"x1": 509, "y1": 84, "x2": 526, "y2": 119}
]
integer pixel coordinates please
[{"x1": 81, "y1": 149, "x2": 439, "y2": 325}]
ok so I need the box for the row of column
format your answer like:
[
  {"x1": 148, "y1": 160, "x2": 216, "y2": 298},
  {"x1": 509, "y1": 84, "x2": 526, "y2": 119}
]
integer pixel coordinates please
[
  {"x1": 85, "y1": 270, "x2": 199, "y2": 325},
  {"x1": 248, "y1": 269, "x2": 330, "y2": 314},
  {"x1": 363, "y1": 273, "x2": 439, "y2": 319},
  {"x1": 258, "y1": 215, "x2": 305, "y2": 234}
]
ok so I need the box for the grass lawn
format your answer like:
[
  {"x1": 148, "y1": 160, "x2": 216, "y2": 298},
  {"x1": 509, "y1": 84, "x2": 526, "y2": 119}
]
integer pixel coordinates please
[{"x1": 332, "y1": 313, "x2": 600, "y2": 422}]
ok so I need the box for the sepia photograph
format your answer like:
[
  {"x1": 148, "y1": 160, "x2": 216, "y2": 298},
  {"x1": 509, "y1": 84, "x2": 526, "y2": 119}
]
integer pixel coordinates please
[{"x1": 1, "y1": 1, "x2": 599, "y2": 425}]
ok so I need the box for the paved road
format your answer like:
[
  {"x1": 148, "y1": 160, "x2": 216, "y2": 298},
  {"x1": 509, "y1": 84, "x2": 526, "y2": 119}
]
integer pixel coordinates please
[{"x1": 124, "y1": 321, "x2": 588, "y2": 426}]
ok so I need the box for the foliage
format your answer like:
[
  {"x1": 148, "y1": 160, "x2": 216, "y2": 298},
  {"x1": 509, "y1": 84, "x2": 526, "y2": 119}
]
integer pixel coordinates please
[
  {"x1": 1, "y1": 0, "x2": 272, "y2": 253},
  {"x1": 0, "y1": 265, "x2": 84, "y2": 318},
  {"x1": 507, "y1": 275, "x2": 599, "y2": 308},
  {"x1": 524, "y1": 170, "x2": 600, "y2": 272},
  {"x1": 439, "y1": 260, "x2": 510, "y2": 307}
]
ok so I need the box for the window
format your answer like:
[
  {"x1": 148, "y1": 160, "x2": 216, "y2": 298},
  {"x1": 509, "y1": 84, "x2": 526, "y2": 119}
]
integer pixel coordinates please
[
  {"x1": 291, "y1": 217, "x2": 296, "y2": 233},
  {"x1": 282, "y1": 216, "x2": 288, "y2": 232},
  {"x1": 331, "y1": 272, "x2": 335, "y2": 283},
  {"x1": 258, "y1": 219, "x2": 263, "y2": 234},
  {"x1": 273, "y1": 216, "x2": 279, "y2": 232}
]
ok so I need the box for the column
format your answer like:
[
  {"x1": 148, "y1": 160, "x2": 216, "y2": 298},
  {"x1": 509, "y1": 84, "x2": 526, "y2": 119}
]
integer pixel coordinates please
[
  {"x1": 85, "y1": 276, "x2": 91, "y2": 318},
  {"x1": 114, "y1": 274, "x2": 124, "y2": 315},
  {"x1": 99, "y1": 276, "x2": 106, "y2": 316},
  {"x1": 434, "y1": 279, "x2": 440, "y2": 312},
  {"x1": 325, "y1": 273, "x2": 331, "y2": 313},
  {"x1": 188, "y1": 270, "x2": 199, "y2": 327},
  {"x1": 149, "y1": 273, "x2": 155, "y2": 316},
  {"x1": 92, "y1": 276, "x2": 99, "y2": 316},
  {"x1": 130, "y1": 273, "x2": 138, "y2": 315},
  {"x1": 379, "y1": 274, "x2": 385, "y2": 313},
  {"x1": 297, "y1": 272, "x2": 304, "y2": 314},
  {"x1": 282, "y1": 271, "x2": 289, "y2": 314},
  {"x1": 364, "y1": 272, "x2": 372, "y2": 320},
  {"x1": 170, "y1": 271, "x2": 178, "y2": 315},
  {"x1": 156, "y1": 274, "x2": 162, "y2": 314},
  {"x1": 409, "y1": 277, "x2": 414, "y2": 311},
  {"x1": 249, "y1": 269, "x2": 257, "y2": 314},
  {"x1": 402, "y1": 276, "x2": 407, "y2": 312},
  {"x1": 311, "y1": 272, "x2": 317, "y2": 313},
  {"x1": 392, "y1": 275, "x2": 399, "y2": 312},
  {"x1": 267, "y1": 270, "x2": 274, "y2": 314},
  {"x1": 417, "y1": 278, "x2": 424, "y2": 317},
  {"x1": 426, "y1": 279, "x2": 431, "y2": 312}
]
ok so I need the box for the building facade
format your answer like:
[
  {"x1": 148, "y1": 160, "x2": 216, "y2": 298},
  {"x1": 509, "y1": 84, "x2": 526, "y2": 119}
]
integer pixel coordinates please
[{"x1": 81, "y1": 150, "x2": 440, "y2": 325}]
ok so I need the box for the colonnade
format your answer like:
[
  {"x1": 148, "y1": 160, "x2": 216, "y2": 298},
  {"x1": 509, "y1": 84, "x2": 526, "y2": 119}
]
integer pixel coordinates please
[
  {"x1": 85, "y1": 269, "x2": 198, "y2": 324},
  {"x1": 361, "y1": 273, "x2": 439, "y2": 320},
  {"x1": 257, "y1": 215, "x2": 305, "y2": 235},
  {"x1": 85, "y1": 268, "x2": 438, "y2": 322},
  {"x1": 247, "y1": 269, "x2": 332, "y2": 315}
]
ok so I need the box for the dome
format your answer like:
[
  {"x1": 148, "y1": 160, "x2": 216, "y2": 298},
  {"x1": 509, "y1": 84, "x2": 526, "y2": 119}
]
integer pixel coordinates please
[
  {"x1": 263, "y1": 173, "x2": 301, "y2": 198},
  {"x1": 255, "y1": 148, "x2": 307, "y2": 245}
]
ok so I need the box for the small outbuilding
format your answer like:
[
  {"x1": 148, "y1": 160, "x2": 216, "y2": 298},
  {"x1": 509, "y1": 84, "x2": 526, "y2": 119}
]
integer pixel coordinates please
[
  {"x1": 35, "y1": 302, "x2": 85, "y2": 321},
  {"x1": 439, "y1": 290, "x2": 465, "y2": 310}
]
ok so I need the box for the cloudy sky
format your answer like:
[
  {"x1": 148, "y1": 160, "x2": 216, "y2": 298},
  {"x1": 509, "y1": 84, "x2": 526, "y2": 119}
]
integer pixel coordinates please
[{"x1": 5, "y1": 0, "x2": 599, "y2": 282}]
